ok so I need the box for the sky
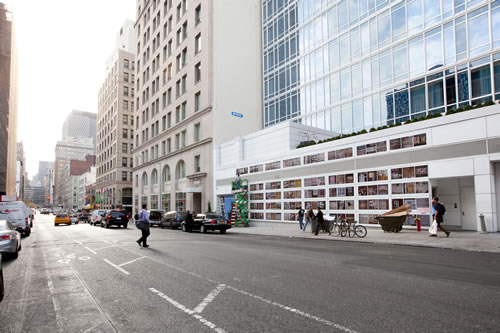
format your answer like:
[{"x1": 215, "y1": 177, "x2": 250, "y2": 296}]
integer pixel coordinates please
[{"x1": 4, "y1": 0, "x2": 136, "y2": 179}]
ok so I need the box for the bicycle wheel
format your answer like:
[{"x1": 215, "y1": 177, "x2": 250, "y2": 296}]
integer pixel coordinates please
[
  {"x1": 348, "y1": 226, "x2": 356, "y2": 238},
  {"x1": 340, "y1": 225, "x2": 347, "y2": 237},
  {"x1": 332, "y1": 223, "x2": 341, "y2": 237},
  {"x1": 355, "y1": 225, "x2": 367, "y2": 238}
]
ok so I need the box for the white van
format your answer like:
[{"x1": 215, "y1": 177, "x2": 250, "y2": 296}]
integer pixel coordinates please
[
  {"x1": 90, "y1": 210, "x2": 106, "y2": 226},
  {"x1": 0, "y1": 201, "x2": 31, "y2": 236}
]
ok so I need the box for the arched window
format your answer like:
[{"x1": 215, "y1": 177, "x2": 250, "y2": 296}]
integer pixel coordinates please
[
  {"x1": 151, "y1": 169, "x2": 158, "y2": 185},
  {"x1": 162, "y1": 165, "x2": 171, "y2": 183},
  {"x1": 176, "y1": 160, "x2": 186, "y2": 179},
  {"x1": 141, "y1": 172, "x2": 148, "y2": 194}
]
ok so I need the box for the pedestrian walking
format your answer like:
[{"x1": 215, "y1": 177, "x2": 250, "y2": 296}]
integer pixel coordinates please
[
  {"x1": 314, "y1": 208, "x2": 331, "y2": 236},
  {"x1": 185, "y1": 210, "x2": 194, "y2": 233},
  {"x1": 297, "y1": 207, "x2": 305, "y2": 230},
  {"x1": 303, "y1": 207, "x2": 314, "y2": 232},
  {"x1": 136, "y1": 204, "x2": 151, "y2": 248},
  {"x1": 430, "y1": 197, "x2": 450, "y2": 237}
]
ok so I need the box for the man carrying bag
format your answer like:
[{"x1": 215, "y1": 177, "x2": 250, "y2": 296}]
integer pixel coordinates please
[{"x1": 136, "y1": 203, "x2": 151, "y2": 248}]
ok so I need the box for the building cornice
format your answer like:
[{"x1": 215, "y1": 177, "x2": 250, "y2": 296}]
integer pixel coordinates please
[
  {"x1": 132, "y1": 106, "x2": 212, "y2": 153},
  {"x1": 132, "y1": 137, "x2": 213, "y2": 172}
]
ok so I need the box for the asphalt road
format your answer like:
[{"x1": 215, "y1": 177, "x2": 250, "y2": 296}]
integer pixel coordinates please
[{"x1": 1, "y1": 213, "x2": 499, "y2": 333}]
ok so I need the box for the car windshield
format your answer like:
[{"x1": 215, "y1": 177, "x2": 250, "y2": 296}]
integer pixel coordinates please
[
  {"x1": 57, "y1": 214, "x2": 67, "y2": 217},
  {"x1": 110, "y1": 211, "x2": 126, "y2": 217},
  {"x1": 150, "y1": 211, "x2": 163, "y2": 219}
]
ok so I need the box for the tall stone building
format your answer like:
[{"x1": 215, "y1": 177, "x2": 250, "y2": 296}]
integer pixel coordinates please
[
  {"x1": 0, "y1": 3, "x2": 18, "y2": 196},
  {"x1": 132, "y1": 0, "x2": 263, "y2": 214},
  {"x1": 96, "y1": 20, "x2": 136, "y2": 212}
]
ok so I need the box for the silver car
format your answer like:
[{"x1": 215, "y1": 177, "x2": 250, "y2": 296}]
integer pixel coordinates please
[{"x1": 0, "y1": 220, "x2": 21, "y2": 259}]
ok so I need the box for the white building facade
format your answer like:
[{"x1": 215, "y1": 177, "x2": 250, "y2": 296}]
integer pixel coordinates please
[
  {"x1": 216, "y1": 105, "x2": 500, "y2": 232},
  {"x1": 78, "y1": 167, "x2": 96, "y2": 209}
]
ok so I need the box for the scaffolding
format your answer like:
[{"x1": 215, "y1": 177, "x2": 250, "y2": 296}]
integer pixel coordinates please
[{"x1": 231, "y1": 179, "x2": 248, "y2": 227}]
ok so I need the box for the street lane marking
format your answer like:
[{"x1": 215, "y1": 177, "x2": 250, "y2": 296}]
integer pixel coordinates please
[
  {"x1": 226, "y1": 286, "x2": 358, "y2": 333},
  {"x1": 73, "y1": 239, "x2": 83, "y2": 245},
  {"x1": 84, "y1": 246, "x2": 97, "y2": 255},
  {"x1": 118, "y1": 256, "x2": 147, "y2": 267},
  {"x1": 103, "y1": 259, "x2": 130, "y2": 275},
  {"x1": 73, "y1": 239, "x2": 355, "y2": 332},
  {"x1": 149, "y1": 288, "x2": 226, "y2": 333},
  {"x1": 193, "y1": 284, "x2": 226, "y2": 314},
  {"x1": 93, "y1": 244, "x2": 116, "y2": 251}
]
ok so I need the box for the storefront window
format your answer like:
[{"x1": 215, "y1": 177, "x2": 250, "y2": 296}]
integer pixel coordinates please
[
  {"x1": 162, "y1": 194, "x2": 170, "y2": 211},
  {"x1": 150, "y1": 195, "x2": 158, "y2": 209}
]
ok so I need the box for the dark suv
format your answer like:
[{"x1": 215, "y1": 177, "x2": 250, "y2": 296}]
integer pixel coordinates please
[{"x1": 102, "y1": 210, "x2": 130, "y2": 228}]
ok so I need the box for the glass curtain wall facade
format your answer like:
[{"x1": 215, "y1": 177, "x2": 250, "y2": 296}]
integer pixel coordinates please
[{"x1": 263, "y1": 0, "x2": 500, "y2": 131}]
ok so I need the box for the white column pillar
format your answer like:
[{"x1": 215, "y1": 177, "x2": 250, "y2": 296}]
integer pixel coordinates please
[{"x1": 473, "y1": 157, "x2": 497, "y2": 232}]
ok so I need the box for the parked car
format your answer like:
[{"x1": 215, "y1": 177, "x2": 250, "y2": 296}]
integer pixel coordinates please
[
  {"x1": 0, "y1": 201, "x2": 31, "y2": 236},
  {"x1": 70, "y1": 214, "x2": 79, "y2": 224},
  {"x1": 54, "y1": 213, "x2": 71, "y2": 226},
  {"x1": 0, "y1": 253, "x2": 4, "y2": 302},
  {"x1": 184, "y1": 214, "x2": 231, "y2": 234},
  {"x1": 40, "y1": 208, "x2": 49, "y2": 215},
  {"x1": 90, "y1": 210, "x2": 106, "y2": 226},
  {"x1": 0, "y1": 220, "x2": 21, "y2": 259},
  {"x1": 160, "y1": 211, "x2": 187, "y2": 229},
  {"x1": 149, "y1": 210, "x2": 164, "y2": 227},
  {"x1": 101, "y1": 210, "x2": 130, "y2": 228}
]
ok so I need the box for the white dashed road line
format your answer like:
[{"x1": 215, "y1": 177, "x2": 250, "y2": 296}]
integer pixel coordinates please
[
  {"x1": 149, "y1": 288, "x2": 227, "y2": 333},
  {"x1": 118, "y1": 256, "x2": 147, "y2": 267},
  {"x1": 103, "y1": 259, "x2": 130, "y2": 275},
  {"x1": 226, "y1": 286, "x2": 358, "y2": 333},
  {"x1": 193, "y1": 284, "x2": 226, "y2": 314}
]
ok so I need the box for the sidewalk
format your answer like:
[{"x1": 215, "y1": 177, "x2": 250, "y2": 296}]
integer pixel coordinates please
[{"x1": 228, "y1": 222, "x2": 500, "y2": 253}]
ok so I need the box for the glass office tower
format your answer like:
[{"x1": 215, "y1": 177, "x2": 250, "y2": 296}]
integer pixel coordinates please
[{"x1": 262, "y1": 0, "x2": 500, "y2": 132}]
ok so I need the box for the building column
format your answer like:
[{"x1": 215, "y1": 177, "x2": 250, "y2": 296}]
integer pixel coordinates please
[{"x1": 473, "y1": 157, "x2": 497, "y2": 232}]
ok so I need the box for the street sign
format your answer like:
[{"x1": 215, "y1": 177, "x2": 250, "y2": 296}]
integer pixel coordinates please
[{"x1": 231, "y1": 112, "x2": 243, "y2": 118}]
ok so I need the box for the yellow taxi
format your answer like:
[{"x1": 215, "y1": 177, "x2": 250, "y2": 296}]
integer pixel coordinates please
[{"x1": 54, "y1": 213, "x2": 71, "y2": 226}]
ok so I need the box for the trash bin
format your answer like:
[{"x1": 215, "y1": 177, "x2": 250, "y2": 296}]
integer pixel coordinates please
[{"x1": 375, "y1": 215, "x2": 406, "y2": 232}]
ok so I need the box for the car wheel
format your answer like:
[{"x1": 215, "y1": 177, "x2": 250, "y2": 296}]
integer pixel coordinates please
[
  {"x1": 105, "y1": 223, "x2": 110, "y2": 228},
  {"x1": 18, "y1": 242, "x2": 21, "y2": 252},
  {"x1": 220, "y1": 229, "x2": 227, "y2": 234},
  {"x1": 54, "y1": 223, "x2": 57, "y2": 227},
  {"x1": 12, "y1": 244, "x2": 19, "y2": 259},
  {"x1": 123, "y1": 224, "x2": 127, "y2": 229},
  {"x1": 182, "y1": 224, "x2": 187, "y2": 232},
  {"x1": 0, "y1": 265, "x2": 4, "y2": 302},
  {"x1": 200, "y1": 225, "x2": 206, "y2": 233}
]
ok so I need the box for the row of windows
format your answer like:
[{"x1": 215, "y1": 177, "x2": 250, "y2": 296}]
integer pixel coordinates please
[
  {"x1": 266, "y1": 52, "x2": 500, "y2": 128},
  {"x1": 136, "y1": 155, "x2": 201, "y2": 191},
  {"x1": 265, "y1": 1, "x2": 500, "y2": 107},
  {"x1": 137, "y1": 122, "x2": 201, "y2": 167}
]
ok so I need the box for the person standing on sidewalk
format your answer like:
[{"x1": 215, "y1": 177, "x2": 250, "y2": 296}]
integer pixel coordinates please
[
  {"x1": 314, "y1": 208, "x2": 331, "y2": 236},
  {"x1": 297, "y1": 207, "x2": 305, "y2": 230},
  {"x1": 432, "y1": 197, "x2": 450, "y2": 237},
  {"x1": 136, "y1": 204, "x2": 151, "y2": 248},
  {"x1": 303, "y1": 207, "x2": 315, "y2": 232},
  {"x1": 185, "y1": 210, "x2": 194, "y2": 233}
]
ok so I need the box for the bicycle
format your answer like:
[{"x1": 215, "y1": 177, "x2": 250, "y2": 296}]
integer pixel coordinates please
[{"x1": 336, "y1": 220, "x2": 367, "y2": 238}]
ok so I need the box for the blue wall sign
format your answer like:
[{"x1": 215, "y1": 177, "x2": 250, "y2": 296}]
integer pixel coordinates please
[{"x1": 231, "y1": 112, "x2": 243, "y2": 118}]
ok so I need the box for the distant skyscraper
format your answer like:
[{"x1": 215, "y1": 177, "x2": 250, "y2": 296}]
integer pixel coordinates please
[
  {"x1": 0, "y1": 3, "x2": 18, "y2": 196},
  {"x1": 62, "y1": 110, "x2": 97, "y2": 152}
]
